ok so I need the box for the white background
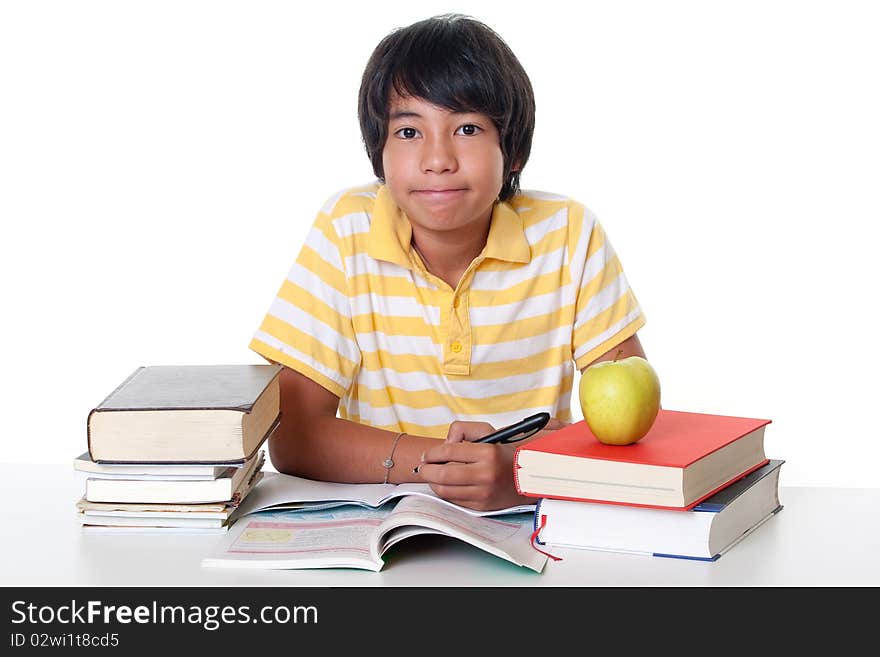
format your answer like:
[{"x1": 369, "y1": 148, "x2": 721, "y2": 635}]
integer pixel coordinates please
[{"x1": 1, "y1": 1, "x2": 877, "y2": 487}]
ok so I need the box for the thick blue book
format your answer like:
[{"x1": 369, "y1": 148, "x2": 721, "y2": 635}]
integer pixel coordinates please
[{"x1": 534, "y1": 459, "x2": 784, "y2": 561}]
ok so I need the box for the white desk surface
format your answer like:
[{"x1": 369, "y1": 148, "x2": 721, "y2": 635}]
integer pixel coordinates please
[{"x1": 4, "y1": 464, "x2": 878, "y2": 587}]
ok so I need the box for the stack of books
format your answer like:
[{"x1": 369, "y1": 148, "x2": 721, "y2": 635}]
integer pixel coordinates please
[
  {"x1": 514, "y1": 409, "x2": 784, "y2": 561},
  {"x1": 74, "y1": 364, "x2": 282, "y2": 533}
]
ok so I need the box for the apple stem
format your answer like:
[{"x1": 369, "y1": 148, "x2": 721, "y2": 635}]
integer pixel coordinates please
[{"x1": 614, "y1": 349, "x2": 623, "y2": 362}]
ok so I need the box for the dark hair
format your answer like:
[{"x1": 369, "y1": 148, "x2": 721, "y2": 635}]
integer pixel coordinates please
[{"x1": 358, "y1": 14, "x2": 535, "y2": 202}]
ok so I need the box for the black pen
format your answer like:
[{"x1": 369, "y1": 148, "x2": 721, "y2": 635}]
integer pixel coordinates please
[
  {"x1": 474, "y1": 412, "x2": 551, "y2": 444},
  {"x1": 412, "y1": 412, "x2": 551, "y2": 474}
]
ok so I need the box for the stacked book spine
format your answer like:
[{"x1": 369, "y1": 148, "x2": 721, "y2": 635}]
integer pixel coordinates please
[
  {"x1": 74, "y1": 451, "x2": 265, "y2": 533},
  {"x1": 74, "y1": 363, "x2": 282, "y2": 533}
]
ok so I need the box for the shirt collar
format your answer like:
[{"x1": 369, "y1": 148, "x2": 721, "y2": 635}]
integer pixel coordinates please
[
  {"x1": 367, "y1": 185, "x2": 531, "y2": 268},
  {"x1": 483, "y1": 197, "x2": 531, "y2": 263}
]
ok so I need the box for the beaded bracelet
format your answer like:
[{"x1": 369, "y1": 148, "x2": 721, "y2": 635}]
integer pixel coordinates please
[{"x1": 382, "y1": 432, "x2": 408, "y2": 484}]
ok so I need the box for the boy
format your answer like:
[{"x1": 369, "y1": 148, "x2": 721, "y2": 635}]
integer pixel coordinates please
[{"x1": 250, "y1": 14, "x2": 648, "y2": 511}]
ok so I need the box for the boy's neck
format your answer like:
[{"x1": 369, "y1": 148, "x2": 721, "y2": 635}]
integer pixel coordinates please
[{"x1": 410, "y1": 223, "x2": 490, "y2": 290}]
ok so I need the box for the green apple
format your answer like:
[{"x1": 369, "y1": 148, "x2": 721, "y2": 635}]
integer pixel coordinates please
[{"x1": 579, "y1": 355, "x2": 661, "y2": 445}]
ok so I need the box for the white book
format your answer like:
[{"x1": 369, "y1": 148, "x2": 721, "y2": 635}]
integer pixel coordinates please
[
  {"x1": 77, "y1": 511, "x2": 228, "y2": 529},
  {"x1": 73, "y1": 452, "x2": 238, "y2": 478},
  {"x1": 83, "y1": 452, "x2": 264, "y2": 504},
  {"x1": 535, "y1": 460, "x2": 784, "y2": 561},
  {"x1": 81, "y1": 525, "x2": 229, "y2": 535}
]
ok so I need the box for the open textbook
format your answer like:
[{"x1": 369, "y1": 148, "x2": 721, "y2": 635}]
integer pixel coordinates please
[{"x1": 203, "y1": 472, "x2": 546, "y2": 572}]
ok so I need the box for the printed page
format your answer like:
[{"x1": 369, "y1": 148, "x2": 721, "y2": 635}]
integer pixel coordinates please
[
  {"x1": 378, "y1": 497, "x2": 547, "y2": 573},
  {"x1": 382, "y1": 487, "x2": 536, "y2": 517},
  {"x1": 201, "y1": 505, "x2": 389, "y2": 571},
  {"x1": 235, "y1": 472, "x2": 536, "y2": 517},
  {"x1": 233, "y1": 473, "x2": 400, "y2": 515}
]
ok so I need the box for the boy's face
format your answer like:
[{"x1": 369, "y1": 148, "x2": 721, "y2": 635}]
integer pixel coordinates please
[{"x1": 382, "y1": 92, "x2": 504, "y2": 239}]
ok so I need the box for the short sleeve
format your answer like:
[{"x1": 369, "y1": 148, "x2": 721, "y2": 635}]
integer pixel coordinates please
[
  {"x1": 249, "y1": 210, "x2": 360, "y2": 399},
  {"x1": 568, "y1": 203, "x2": 646, "y2": 370}
]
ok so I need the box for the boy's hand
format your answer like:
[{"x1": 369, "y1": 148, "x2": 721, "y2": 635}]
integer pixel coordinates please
[{"x1": 416, "y1": 418, "x2": 567, "y2": 511}]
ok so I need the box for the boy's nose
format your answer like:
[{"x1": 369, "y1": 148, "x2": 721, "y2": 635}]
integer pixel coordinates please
[{"x1": 420, "y1": 136, "x2": 458, "y2": 174}]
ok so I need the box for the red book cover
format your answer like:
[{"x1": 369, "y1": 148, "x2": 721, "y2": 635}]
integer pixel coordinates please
[{"x1": 514, "y1": 409, "x2": 772, "y2": 510}]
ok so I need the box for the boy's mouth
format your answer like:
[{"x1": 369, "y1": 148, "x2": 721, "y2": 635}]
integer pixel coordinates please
[{"x1": 411, "y1": 188, "x2": 467, "y2": 199}]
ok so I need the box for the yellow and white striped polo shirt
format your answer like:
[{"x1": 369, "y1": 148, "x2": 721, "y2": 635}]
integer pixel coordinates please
[{"x1": 250, "y1": 182, "x2": 645, "y2": 439}]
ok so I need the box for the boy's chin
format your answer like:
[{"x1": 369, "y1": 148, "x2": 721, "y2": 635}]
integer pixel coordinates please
[
  {"x1": 404, "y1": 197, "x2": 493, "y2": 234},
  {"x1": 408, "y1": 211, "x2": 468, "y2": 233}
]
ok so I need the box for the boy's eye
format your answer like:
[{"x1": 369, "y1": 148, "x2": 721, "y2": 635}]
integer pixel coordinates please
[
  {"x1": 457, "y1": 124, "x2": 482, "y2": 136},
  {"x1": 396, "y1": 127, "x2": 419, "y2": 139}
]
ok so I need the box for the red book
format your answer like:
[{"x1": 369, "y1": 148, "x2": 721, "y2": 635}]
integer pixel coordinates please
[{"x1": 514, "y1": 409, "x2": 771, "y2": 510}]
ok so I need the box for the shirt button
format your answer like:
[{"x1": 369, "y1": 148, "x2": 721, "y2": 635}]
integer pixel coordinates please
[{"x1": 450, "y1": 342, "x2": 462, "y2": 353}]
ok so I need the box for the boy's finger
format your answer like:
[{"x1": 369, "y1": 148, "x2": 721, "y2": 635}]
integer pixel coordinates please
[
  {"x1": 422, "y1": 442, "x2": 486, "y2": 465},
  {"x1": 419, "y1": 463, "x2": 481, "y2": 487},
  {"x1": 445, "y1": 421, "x2": 495, "y2": 443},
  {"x1": 445, "y1": 427, "x2": 467, "y2": 444}
]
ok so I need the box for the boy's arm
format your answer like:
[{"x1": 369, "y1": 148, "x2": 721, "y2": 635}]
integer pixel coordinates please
[
  {"x1": 270, "y1": 367, "x2": 438, "y2": 484},
  {"x1": 579, "y1": 333, "x2": 646, "y2": 373}
]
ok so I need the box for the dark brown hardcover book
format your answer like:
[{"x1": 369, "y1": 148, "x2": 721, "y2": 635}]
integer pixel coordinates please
[{"x1": 87, "y1": 364, "x2": 282, "y2": 464}]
